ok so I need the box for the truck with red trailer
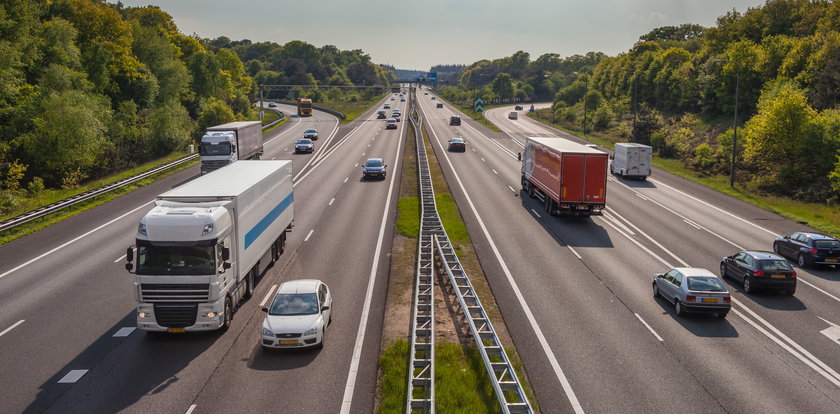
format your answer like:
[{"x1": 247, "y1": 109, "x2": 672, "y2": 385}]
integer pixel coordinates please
[{"x1": 521, "y1": 137, "x2": 608, "y2": 216}]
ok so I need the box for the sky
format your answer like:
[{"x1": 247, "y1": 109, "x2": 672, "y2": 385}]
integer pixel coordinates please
[{"x1": 117, "y1": 0, "x2": 767, "y2": 70}]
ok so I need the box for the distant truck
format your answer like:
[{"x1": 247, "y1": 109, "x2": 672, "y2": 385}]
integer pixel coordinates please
[
  {"x1": 200, "y1": 121, "x2": 263, "y2": 174},
  {"x1": 521, "y1": 137, "x2": 608, "y2": 216},
  {"x1": 125, "y1": 161, "x2": 294, "y2": 333},
  {"x1": 610, "y1": 143, "x2": 652, "y2": 180},
  {"x1": 296, "y1": 98, "x2": 313, "y2": 117}
]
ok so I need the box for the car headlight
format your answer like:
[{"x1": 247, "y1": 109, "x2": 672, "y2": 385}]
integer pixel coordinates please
[
  {"x1": 303, "y1": 327, "x2": 318, "y2": 336},
  {"x1": 262, "y1": 327, "x2": 273, "y2": 336}
]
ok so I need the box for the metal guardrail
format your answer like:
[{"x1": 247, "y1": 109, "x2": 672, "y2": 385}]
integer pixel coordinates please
[
  {"x1": 407, "y1": 88, "x2": 533, "y2": 413},
  {"x1": 407, "y1": 90, "x2": 435, "y2": 413},
  {"x1": 0, "y1": 114, "x2": 285, "y2": 233}
]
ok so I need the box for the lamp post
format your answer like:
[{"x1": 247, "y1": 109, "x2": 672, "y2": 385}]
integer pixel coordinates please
[{"x1": 712, "y1": 58, "x2": 740, "y2": 188}]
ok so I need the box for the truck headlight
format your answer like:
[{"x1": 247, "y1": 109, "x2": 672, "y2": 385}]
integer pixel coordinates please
[
  {"x1": 138, "y1": 311, "x2": 151, "y2": 318},
  {"x1": 262, "y1": 327, "x2": 273, "y2": 336},
  {"x1": 303, "y1": 327, "x2": 318, "y2": 336},
  {"x1": 202, "y1": 223, "x2": 214, "y2": 235},
  {"x1": 138, "y1": 223, "x2": 147, "y2": 236}
]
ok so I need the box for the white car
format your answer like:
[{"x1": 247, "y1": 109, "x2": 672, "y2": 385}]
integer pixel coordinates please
[{"x1": 261, "y1": 279, "x2": 332, "y2": 349}]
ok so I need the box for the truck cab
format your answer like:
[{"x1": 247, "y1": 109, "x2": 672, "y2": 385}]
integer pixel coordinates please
[{"x1": 200, "y1": 132, "x2": 238, "y2": 174}]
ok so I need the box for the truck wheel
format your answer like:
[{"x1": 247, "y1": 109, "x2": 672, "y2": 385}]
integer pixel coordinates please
[
  {"x1": 221, "y1": 298, "x2": 232, "y2": 331},
  {"x1": 279, "y1": 233, "x2": 286, "y2": 255},
  {"x1": 244, "y1": 269, "x2": 255, "y2": 299}
]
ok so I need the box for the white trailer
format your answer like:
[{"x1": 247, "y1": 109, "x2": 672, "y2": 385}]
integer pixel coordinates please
[
  {"x1": 610, "y1": 143, "x2": 652, "y2": 180},
  {"x1": 126, "y1": 161, "x2": 293, "y2": 332},
  {"x1": 200, "y1": 121, "x2": 264, "y2": 174}
]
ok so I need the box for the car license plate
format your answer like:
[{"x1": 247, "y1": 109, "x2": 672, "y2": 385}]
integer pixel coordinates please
[
  {"x1": 280, "y1": 339, "x2": 298, "y2": 345},
  {"x1": 771, "y1": 274, "x2": 786, "y2": 278},
  {"x1": 827, "y1": 258, "x2": 838, "y2": 263},
  {"x1": 702, "y1": 298, "x2": 718, "y2": 303},
  {"x1": 168, "y1": 328, "x2": 185, "y2": 333}
]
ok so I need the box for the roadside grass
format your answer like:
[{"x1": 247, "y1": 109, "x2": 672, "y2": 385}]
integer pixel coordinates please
[
  {"x1": 377, "y1": 340, "x2": 410, "y2": 413},
  {"x1": 396, "y1": 197, "x2": 420, "y2": 237},
  {"x1": 526, "y1": 111, "x2": 840, "y2": 237},
  {"x1": 0, "y1": 156, "x2": 198, "y2": 245},
  {"x1": 318, "y1": 94, "x2": 388, "y2": 123},
  {"x1": 435, "y1": 343, "x2": 502, "y2": 413}
]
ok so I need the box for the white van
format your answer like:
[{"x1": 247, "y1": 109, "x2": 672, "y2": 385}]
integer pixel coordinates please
[{"x1": 508, "y1": 112, "x2": 518, "y2": 120}]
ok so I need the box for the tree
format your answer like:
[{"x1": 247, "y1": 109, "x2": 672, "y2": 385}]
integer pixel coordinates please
[{"x1": 490, "y1": 73, "x2": 513, "y2": 98}]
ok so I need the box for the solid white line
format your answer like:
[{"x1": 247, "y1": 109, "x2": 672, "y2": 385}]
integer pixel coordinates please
[
  {"x1": 341, "y1": 102, "x2": 405, "y2": 414},
  {"x1": 492, "y1": 169, "x2": 498, "y2": 175},
  {"x1": 0, "y1": 320, "x2": 24, "y2": 338},
  {"x1": 329, "y1": 198, "x2": 335, "y2": 206},
  {"x1": 508, "y1": 185, "x2": 516, "y2": 193},
  {"x1": 354, "y1": 163, "x2": 358, "y2": 168},
  {"x1": 530, "y1": 209, "x2": 542, "y2": 218},
  {"x1": 304, "y1": 230, "x2": 314, "y2": 242},
  {"x1": 0, "y1": 201, "x2": 154, "y2": 281},
  {"x1": 635, "y1": 193, "x2": 649, "y2": 201},
  {"x1": 422, "y1": 110, "x2": 585, "y2": 413},
  {"x1": 57, "y1": 369, "x2": 88, "y2": 384},
  {"x1": 259, "y1": 284, "x2": 278, "y2": 308},
  {"x1": 567, "y1": 246, "x2": 582, "y2": 260},
  {"x1": 683, "y1": 219, "x2": 701, "y2": 230},
  {"x1": 184, "y1": 404, "x2": 197, "y2": 414},
  {"x1": 634, "y1": 313, "x2": 664, "y2": 342},
  {"x1": 112, "y1": 327, "x2": 136, "y2": 338},
  {"x1": 114, "y1": 254, "x2": 126, "y2": 263},
  {"x1": 601, "y1": 211, "x2": 635, "y2": 236},
  {"x1": 344, "y1": 177, "x2": 349, "y2": 183},
  {"x1": 481, "y1": 157, "x2": 486, "y2": 162}
]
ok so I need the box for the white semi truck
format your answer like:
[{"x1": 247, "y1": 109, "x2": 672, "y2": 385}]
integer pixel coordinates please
[
  {"x1": 199, "y1": 121, "x2": 264, "y2": 174},
  {"x1": 610, "y1": 142, "x2": 652, "y2": 180},
  {"x1": 126, "y1": 161, "x2": 293, "y2": 332}
]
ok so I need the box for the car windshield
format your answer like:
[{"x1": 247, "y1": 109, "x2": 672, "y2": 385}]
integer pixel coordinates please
[
  {"x1": 305, "y1": 129, "x2": 317, "y2": 134},
  {"x1": 451, "y1": 139, "x2": 464, "y2": 143},
  {"x1": 365, "y1": 159, "x2": 384, "y2": 167},
  {"x1": 199, "y1": 142, "x2": 231, "y2": 156},
  {"x1": 296, "y1": 139, "x2": 311, "y2": 144},
  {"x1": 136, "y1": 240, "x2": 216, "y2": 275},
  {"x1": 759, "y1": 260, "x2": 792, "y2": 271},
  {"x1": 269, "y1": 293, "x2": 319, "y2": 316},
  {"x1": 815, "y1": 240, "x2": 840, "y2": 249},
  {"x1": 686, "y1": 276, "x2": 726, "y2": 292}
]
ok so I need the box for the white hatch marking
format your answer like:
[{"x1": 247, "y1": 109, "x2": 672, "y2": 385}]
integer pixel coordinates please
[
  {"x1": 58, "y1": 370, "x2": 88, "y2": 384},
  {"x1": 112, "y1": 327, "x2": 136, "y2": 338}
]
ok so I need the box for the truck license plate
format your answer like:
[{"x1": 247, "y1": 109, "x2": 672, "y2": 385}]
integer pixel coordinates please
[{"x1": 168, "y1": 328, "x2": 186, "y2": 333}]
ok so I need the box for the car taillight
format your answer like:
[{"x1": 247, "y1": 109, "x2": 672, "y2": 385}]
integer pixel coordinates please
[
  {"x1": 791, "y1": 271, "x2": 797, "y2": 278},
  {"x1": 808, "y1": 248, "x2": 818, "y2": 254},
  {"x1": 724, "y1": 296, "x2": 731, "y2": 304},
  {"x1": 685, "y1": 295, "x2": 696, "y2": 302},
  {"x1": 753, "y1": 270, "x2": 765, "y2": 277}
]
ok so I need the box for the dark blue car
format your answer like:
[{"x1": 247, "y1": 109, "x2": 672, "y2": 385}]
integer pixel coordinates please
[
  {"x1": 362, "y1": 158, "x2": 386, "y2": 180},
  {"x1": 773, "y1": 232, "x2": 840, "y2": 268}
]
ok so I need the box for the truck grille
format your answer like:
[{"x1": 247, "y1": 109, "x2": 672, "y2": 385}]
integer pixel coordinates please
[
  {"x1": 153, "y1": 304, "x2": 198, "y2": 328},
  {"x1": 141, "y1": 284, "x2": 210, "y2": 303},
  {"x1": 202, "y1": 160, "x2": 229, "y2": 172}
]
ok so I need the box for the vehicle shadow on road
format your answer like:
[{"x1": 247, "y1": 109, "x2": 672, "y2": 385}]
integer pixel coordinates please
[
  {"x1": 519, "y1": 193, "x2": 614, "y2": 249},
  {"x1": 799, "y1": 266, "x2": 840, "y2": 283},
  {"x1": 247, "y1": 345, "x2": 320, "y2": 371},
  {"x1": 652, "y1": 296, "x2": 739, "y2": 338},
  {"x1": 736, "y1": 291, "x2": 807, "y2": 311},
  {"x1": 612, "y1": 175, "x2": 657, "y2": 189},
  {"x1": 22, "y1": 312, "x2": 223, "y2": 414}
]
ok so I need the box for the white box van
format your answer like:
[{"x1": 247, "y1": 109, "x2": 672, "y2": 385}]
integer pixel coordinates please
[
  {"x1": 508, "y1": 112, "x2": 518, "y2": 120},
  {"x1": 610, "y1": 143, "x2": 652, "y2": 180}
]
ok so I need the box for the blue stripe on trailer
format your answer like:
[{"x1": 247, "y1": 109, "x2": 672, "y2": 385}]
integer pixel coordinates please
[{"x1": 244, "y1": 193, "x2": 293, "y2": 249}]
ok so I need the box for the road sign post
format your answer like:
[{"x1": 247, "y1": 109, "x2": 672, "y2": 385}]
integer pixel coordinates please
[{"x1": 474, "y1": 97, "x2": 484, "y2": 113}]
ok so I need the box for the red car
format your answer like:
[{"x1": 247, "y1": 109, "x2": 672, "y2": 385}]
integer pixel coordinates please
[
  {"x1": 385, "y1": 119, "x2": 398, "y2": 129},
  {"x1": 448, "y1": 137, "x2": 466, "y2": 152}
]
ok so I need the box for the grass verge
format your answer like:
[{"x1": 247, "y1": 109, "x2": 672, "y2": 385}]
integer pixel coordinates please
[
  {"x1": 0, "y1": 156, "x2": 198, "y2": 245},
  {"x1": 526, "y1": 111, "x2": 840, "y2": 237},
  {"x1": 317, "y1": 94, "x2": 388, "y2": 123}
]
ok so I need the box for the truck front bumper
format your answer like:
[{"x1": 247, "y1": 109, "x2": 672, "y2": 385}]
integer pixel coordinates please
[{"x1": 136, "y1": 299, "x2": 227, "y2": 332}]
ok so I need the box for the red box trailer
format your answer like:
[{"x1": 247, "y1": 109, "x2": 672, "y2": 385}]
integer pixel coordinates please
[{"x1": 521, "y1": 137, "x2": 608, "y2": 216}]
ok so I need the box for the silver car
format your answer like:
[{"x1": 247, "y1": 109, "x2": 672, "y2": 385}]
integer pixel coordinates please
[
  {"x1": 653, "y1": 267, "x2": 731, "y2": 318},
  {"x1": 294, "y1": 138, "x2": 314, "y2": 153},
  {"x1": 303, "y1": 129, "x2": 318, "y2": 140}
]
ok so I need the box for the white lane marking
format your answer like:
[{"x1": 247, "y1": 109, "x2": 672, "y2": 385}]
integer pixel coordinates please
[
  {"x1": 329, "y1": 198, "x2": 335, "y2": 206},
  {"x1": 818, "y1": 317, "x2": 840, "y2": 347},
  {"x1": 683, "y1": 219, "x2": 701, "y2": 230},
  {"x1": 344, "y1": 177, "x2": 349, "y2": 183},
  {"x1": 602, "y1": 211, "x2": 635, "y2": 236},
  {"x1": 304, "y1": 230, "x2": 314, "y2": 242},
  {"x1": 368, "y1": 144, "x2": 370, "y2": 147},
  {"x1": 362, "y1": 152, "x2": 365, "y2": 156},
  {"x1": 0, "y1": 201, "x2": 154, "y2": 281},
  {"x1": 0, "y1": 320, "x2": 24, "y2": 338},
  {"x1": 481, "y1": 157, "x2": 486, "y2": 162},
  {"x1": 263, "y1": 112, "x2": 302, "y2": 145},
  {"x1": 508, "y1": 185, "x2": 516, "y2": 193},
  {"x1": 634, "y1": 313, "x2": 664, "y2": 342},
  {"x1": 472, "y1": 148, "x2": 476, "y2": 152},
  {"x1": 112, "y1": 327, "x2": 136, "y2": 338},
  {"x1": 354, "y1": 163, "x2": 358, "y2": 168},
  {"x1": 272, "y1": 156, "x2": 277, "y2": 160},
  {"x1": 57, "y1": 369, "x2": 88, "y2": 384},
  {"x1": 292, "y1": 117, "x2": 342, "y2": 184},
  {"x1": 114, "y1": 254, "x2": 126, "y2": 263},
  {"x1": 421, "y1": 111, "x2": 585, "y2": 414},
  {"x1": 567, "y1": 246, "x2": 582, "y2": 260},
  {"x1": 259, "y1": 285, "x2": 278, "y2": 308},
  {"x1": 492, "y1": 169, "x2": 498, "y2": 175},
  {"x1": 341, "y1": 104, "x2": 405, "y2": 414},
  {"x1": 530, "y1": 209, "x2": 542, "y2": 218},
  {"x1": 635, "y1": 193, "x2": 649, "y2": 201},
  {"x1": 184, "y1": 404, "x2": 197, "y2": 414}
]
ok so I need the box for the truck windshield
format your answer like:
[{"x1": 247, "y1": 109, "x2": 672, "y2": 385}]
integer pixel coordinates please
[
  {"x1": 136, "y1": 240, "x2": 216, "y2": 275},
  {"x1": 200, "y1": 142, "x2": 231, "y2": 156}
]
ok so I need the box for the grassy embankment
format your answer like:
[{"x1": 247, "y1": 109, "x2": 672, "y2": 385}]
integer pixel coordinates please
[
  {"x1": 527, "y1": 110, "x2": 840, "y2": 237},
  {"x1": 316, "y1": 94, "x2": 389, "y2": 123},
  {"x1": 376, "y1": 101, "x2": 538, "y2": 412}
]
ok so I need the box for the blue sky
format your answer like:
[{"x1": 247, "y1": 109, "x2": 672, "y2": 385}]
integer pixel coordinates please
[{"x1": 117, "y1": 0, "x2": 766, "y2": 70}]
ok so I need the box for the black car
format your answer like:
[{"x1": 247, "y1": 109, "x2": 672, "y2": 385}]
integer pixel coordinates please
[
  {"x1": 514, "y1": 105, "x2": 523, "y2": 111},
  {"x1": 773, "y1": 232, "x2": 840, "y2": 268},
  {"x1": 362, "y1": 158, "x2": 387, "y2": 180},
  {"x1": 720, "y1": 251, "x2": 797, "y2": 295},
  {"x1": 448, "y1": 138, "x2": 466, "y2": 152},
  {"x1": 449, "y1": 116, "x2": 461, "y2": 125}
]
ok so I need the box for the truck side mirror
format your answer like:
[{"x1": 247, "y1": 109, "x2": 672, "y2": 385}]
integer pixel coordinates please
[
  {"x1": 231, "y1": 145, "x2": 236, "y2": 152},
  {"x1": 222, "y1": 247, "x2": 230, "y2": 261},
  {"x1": 125, "y1": 263, "x2": 133, "y2": 272},
  {"x1": 223, "y1": 262, "x2": 232, "y2": 270},
  {"x1": 126, "y1": 247, "x2": 134, "y2": 263}
]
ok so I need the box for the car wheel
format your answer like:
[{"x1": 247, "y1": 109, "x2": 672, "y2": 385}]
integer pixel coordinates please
[
  {"x1": 221, "y1": 298, "x2": 232, "y2": 331},
  {"x1": 675, "y1": 300, "x2": 685, "y2": 317},
  {"x1": 786, "y1": 287, "x2": 796, "y2": 296},
  {"x1": 743, "y1": 276, "x2": 754, "y2": 294},
  {"x1": 798, "y1": 254, "x2": 808, "y2": 268},
  {"x1": 652, "y1": 283, "x2": 660, "y2": 298},
  {"x1": 718, "y1": 312, "x2": 729, "y2": 319},
  {"x1": 720, "y1": 263, "x2": 728, "y2": 279}
]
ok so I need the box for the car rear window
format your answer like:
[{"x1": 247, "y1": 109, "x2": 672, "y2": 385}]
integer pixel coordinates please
[
  {"x1": 759, "y1": 260, "x2": 792, "y2": 271},
  {"x1": 687, "y1": 276, "x2": 726, "y2": 292},
  {"x1": 815, "y1": 240, "x2": 840, "y2": 249},
  {"x1": 305, "y1": 129, "x2": 317, "y2": 134}
]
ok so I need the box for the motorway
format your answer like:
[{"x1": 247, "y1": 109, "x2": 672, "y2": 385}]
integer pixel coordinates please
[
  {"x1": 0, "y1": 95, "x2": 407, "y2": 413},
  {"x1": 417, "y1": 93, "x2": 840, "y2": 412}
]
